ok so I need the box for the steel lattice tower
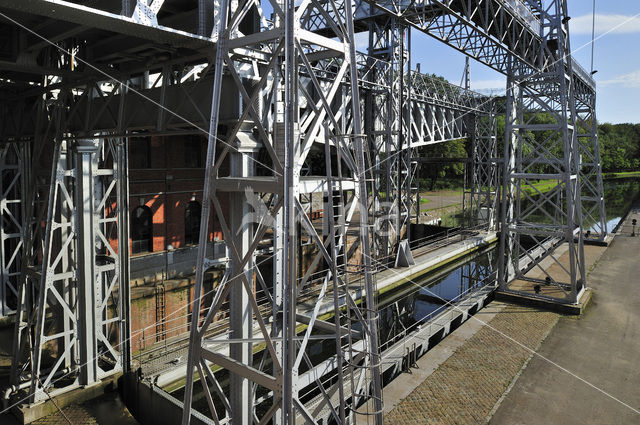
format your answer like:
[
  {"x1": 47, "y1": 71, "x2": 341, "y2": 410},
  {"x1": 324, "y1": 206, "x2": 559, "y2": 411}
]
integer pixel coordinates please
[
  {"x1": 0, "y1": 1, "x2": 608, "y2": 422},
  {"x1": 180, "y1": 0, "x2": 383, "y2": 422},
  {"x1": 498, "y1": 0, "x2": 587, "y2": 304}
]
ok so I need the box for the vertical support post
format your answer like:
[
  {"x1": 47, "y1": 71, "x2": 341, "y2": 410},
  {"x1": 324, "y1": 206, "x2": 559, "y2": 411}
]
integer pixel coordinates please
[
  {"x1": 0, "y1": 142, "x2": 26, "y2": 318},
  {"x1": 464, "y1": 113, "x2": 477, "y2": 227},
  {"x1": 346, "y1": 2, "x2": 383, "y2": 422},
  {"x1": 396, "y1": 24, "x2": 405, "y2": 242},
  {"x1": 75, "y1": 139, "x2": 98, "y2": 387},
  {"x1": 181, "y1": 0, "x2": 230, "y2": 421},
  {"x1": 498, "y1": 71, "x2": 518, "y2": 288},
  {"x1": 117, "y1": 138, "x2": 132, "y2": 373},
  {"x1": 181, "y1": 0, "x2": 385, "y2": 422},
  {"x1": 282, "y1": 0, "x2": 298, "y2": 419},
  {"x1": 576, "y1": 85, "x2": 607, "y2": 240},
  {"x1": 463, "y1": 57, "x2": 470, "y2": 90},
  {"x1": 367, "y1": 17, "x2": 410, "y2": 259},
  {"x1": 466, "y1": 97, "x2": 498, "y2": 230},
  {"x1": 590, "y1": 109, "x2": 607, "y2": 236},
  {"x1": 272, "y1": 205, "x2": 284, "y2": 425},
  {"x1": 229, "y1": 142, "x2": 257, "y2": 423},
  {"x1": 498, "y1": 0, "x2": 586, "y2": 304},
  {"x1": 403, "y1": 27, "x2": 413, "y2": 242}
]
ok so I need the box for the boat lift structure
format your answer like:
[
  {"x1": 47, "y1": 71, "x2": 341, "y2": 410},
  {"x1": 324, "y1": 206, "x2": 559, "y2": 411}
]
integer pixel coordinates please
[{"x1": 0, "y1": 0, "x2": 605, "y2": 423}]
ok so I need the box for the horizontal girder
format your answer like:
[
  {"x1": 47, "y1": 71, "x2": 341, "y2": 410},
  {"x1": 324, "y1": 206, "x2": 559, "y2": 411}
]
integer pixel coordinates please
[{"x1": 357, "y1": 0, "x2": 595, "y2": 92}]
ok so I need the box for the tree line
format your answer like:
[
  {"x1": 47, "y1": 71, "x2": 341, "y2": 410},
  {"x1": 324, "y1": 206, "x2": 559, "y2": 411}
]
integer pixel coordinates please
[
  {"x1": 598, "y1": 123, "x2": 640, "y2": 173},
  {"x1": 416, "y1": 119, "x2": 640, "y2": 190}
]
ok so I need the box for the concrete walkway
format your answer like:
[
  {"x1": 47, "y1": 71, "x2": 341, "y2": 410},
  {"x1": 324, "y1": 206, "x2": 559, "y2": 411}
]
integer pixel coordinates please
[
  {"x1": 383, "y1": 232, "x2": 639, "y2": 424},
  {"x1": 490, "y1": 229, "x2": 640, "y2": 423}
]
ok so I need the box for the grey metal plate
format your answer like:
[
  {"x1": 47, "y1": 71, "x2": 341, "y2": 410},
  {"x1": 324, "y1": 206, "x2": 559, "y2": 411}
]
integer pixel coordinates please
[{"x1": 0, "y1": 0, "x2": 213, "y2": 50}]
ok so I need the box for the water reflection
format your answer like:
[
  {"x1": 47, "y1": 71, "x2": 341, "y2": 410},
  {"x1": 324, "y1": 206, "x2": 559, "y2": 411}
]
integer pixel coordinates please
[
  {"x1": 589, "y1": 178, "x2": 640, "y2": 232},
  {"x1": 378, "y1": 248, "x2": 496, "y2": 350}
]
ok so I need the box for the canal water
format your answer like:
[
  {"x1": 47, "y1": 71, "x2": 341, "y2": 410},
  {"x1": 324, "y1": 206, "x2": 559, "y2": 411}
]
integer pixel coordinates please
[
  {"x1": 382, "y1": 178, "x2": 640, "y2": 346},
  {"x1": 522, "y1": 178, "x2": 640, "y2": 232},
  {"x1": 591, "y1": 178, "x2": 640, "y2": 232},
  {"x1": 367, "y1": 179, "x2": 640, "y2": 358},
  {"x1": 377, "y1": 246, "x2": 495, "y2": 352}
]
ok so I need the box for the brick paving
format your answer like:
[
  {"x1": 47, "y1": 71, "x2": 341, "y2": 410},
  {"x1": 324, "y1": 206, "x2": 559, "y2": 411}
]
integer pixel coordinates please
[
  {"x1": 385, "y1": 304, "x2": 560, "y2": 425},
  {"x1": 32, "y1": 404, "x2": 97, "y2": 425}
]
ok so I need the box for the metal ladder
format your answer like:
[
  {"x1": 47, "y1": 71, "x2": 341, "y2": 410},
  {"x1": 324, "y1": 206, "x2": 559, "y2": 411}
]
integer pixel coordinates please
[{"x1": 155, "y1": 283, "x2": 166, "y2": 342}]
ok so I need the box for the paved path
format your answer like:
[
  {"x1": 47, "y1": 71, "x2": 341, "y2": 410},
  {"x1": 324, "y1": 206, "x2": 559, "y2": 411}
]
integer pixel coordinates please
[
  {"x1": 490, "y1": 216, "x2": 640, "y2": 424},
  {"x1": 419, "y1": 191, "x2": 463, "y2": 211},
  {"x1": 417, "y1": 190, "x2": 463, "y2": 224},
  {"x1": 385, "y1": 303, "x2": 560, "y2": 424},
  {"x1": 384, "y1": 242, "x2": 621, "y2": 424}
]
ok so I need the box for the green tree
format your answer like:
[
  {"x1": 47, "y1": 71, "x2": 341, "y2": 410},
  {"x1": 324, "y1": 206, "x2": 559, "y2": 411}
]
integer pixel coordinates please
[
  {"x1": 598, "y1": 123, "x2": 640, "y2": 172},
  {"x1": 418, "y1": 138, "x2": 467, "y2": 190}
]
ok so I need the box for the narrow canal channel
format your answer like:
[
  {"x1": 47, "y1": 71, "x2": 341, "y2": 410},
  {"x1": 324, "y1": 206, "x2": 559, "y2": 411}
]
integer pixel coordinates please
[
  {"x1": 593, "y1": 178, "x2": 640, "y2": 232},
  {"x1": 84, "y1": 177, "x2": 638, "y2": 424},
  {"x1": 166, "y1": 177, "x2": 640, "y2": 420}
]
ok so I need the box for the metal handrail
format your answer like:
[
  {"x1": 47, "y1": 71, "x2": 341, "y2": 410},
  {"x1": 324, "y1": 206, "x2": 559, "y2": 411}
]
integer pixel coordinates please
[
  {"x1": 502, "y1": 0, "x2": 542, "y2": 34},
  {"x1": 571, "y1": 57, "x2": 596, "y2": 90}
]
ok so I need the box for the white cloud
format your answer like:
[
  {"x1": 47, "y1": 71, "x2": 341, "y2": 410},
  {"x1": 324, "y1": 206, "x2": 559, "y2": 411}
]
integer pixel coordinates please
[
  {"x1": 470, "y1": 79, "x2": 506, "y2": 92},
  {"x1": 354, "y1": 32, "x2": 368, "y2": 52},
  {"x1": 571, "y1": 13, "x2": 640, "y2": 35},
  {"x1": 600, "y1": 70, "x2": 640, "y2": 88}
]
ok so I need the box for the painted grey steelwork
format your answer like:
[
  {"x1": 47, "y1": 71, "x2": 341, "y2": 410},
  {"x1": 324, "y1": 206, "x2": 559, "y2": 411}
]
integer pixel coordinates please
[
  {"x1": 0, "y1": 142, "x2": 26, "y2": 318},
  {"x1": 10, "y1": 137, "x2": 129, "y2": 402},
  {"x1": 0, "y1": 0, "x2": 605, "y2": 423},
  {"x1": 574, "y1": 61, "x2": 607, "y2": 240},
  {"x1": 498, "y1": 0, "x2": 587, "y2": 304},
  {"x1": 464, "y1": 98, "x2": 499, "y2": 230},
  {"x1": 361, "y1": 0, "x2": 604, "y2": 242},
  {"x1": 365, "y1": 17, "x2": 412, "y2": 261},
  {"x1": 177, "y1": 0, "x2": 385, "y2": 420}
]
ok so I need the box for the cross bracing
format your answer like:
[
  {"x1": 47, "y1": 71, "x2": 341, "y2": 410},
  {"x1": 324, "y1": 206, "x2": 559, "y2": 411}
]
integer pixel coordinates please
[{"x1": 0, "y1": 0, "x2": 605, "y2": 423}]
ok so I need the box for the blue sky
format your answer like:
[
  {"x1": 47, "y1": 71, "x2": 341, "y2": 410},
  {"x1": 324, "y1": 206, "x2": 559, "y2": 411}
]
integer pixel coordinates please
[{"x1": 400, "y1": 1, "x2": 640, "y2": 124}]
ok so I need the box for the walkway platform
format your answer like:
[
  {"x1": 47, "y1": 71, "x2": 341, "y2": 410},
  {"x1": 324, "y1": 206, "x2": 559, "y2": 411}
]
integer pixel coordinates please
[
  {"x1": 382, "y1": 222, "x2": 640, "y2": 423},
  {"x1": 494, "y1": 240, "x2": 604, "y2": 315},
  {"x1": 490, "y1": 209, "x2": 640, "y2": 424},
  {"x1": 383, "y1": 301, "x2": 559, "y2": 424},
  {"x1": 495, "y1": 241, "x2": 605, "y2": 314},
  {"x1": 495, "y1": 286, "x2": 591, "y2": 315}
]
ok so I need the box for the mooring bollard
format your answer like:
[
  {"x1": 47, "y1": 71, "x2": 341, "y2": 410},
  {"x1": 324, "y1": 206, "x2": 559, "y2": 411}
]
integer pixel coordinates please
[
  {"x1": 405, "y1": 346, "x2": 411, "y2": 373},
  {"x1": 412, "y1": 343, "x2": 418, "y2": 369}
]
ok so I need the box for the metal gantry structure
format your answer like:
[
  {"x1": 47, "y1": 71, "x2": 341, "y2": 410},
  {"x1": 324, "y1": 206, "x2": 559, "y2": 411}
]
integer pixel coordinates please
[
  {"x1": 498, "y1": 0, "x2": 600, "y2": 304},
  {"x1": 0, "y1": 0, "x2": 605, "y2": 423}
]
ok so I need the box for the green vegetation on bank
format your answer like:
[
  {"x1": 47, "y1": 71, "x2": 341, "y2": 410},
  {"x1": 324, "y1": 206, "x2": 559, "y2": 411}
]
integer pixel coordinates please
[
  {"x1": 413, "y1": 121, "x2": 640, "y2": 191},
  {"x1": 521, "y1": 179, "x2": 558, "y2": 196},
  {"x1": 599, "y1": 123, "x2": 640, "y2": 173},
  {"x1": 602, "y1": 171, "x2": 640, "y2": 179}
]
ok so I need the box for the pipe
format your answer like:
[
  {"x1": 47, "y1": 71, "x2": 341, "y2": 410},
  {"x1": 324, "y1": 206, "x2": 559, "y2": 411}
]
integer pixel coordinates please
[
  {"x1": 2, "y1": 381, "x2": 29, "y2": 410},
  {"x1": 1, "y1": 367, "x2": 72, "y2": 409}
]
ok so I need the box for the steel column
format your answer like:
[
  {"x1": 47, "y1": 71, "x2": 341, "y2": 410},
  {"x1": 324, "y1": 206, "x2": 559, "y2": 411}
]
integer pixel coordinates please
[
  {"x1": 75, "y1": 139, "x2": 99, "y2": 387},
  {"x1": 181, "y1": 0, "x2": 384, "y2": 422},
  {"x1": 498, "y1": 0, "x2": 587, "y2": 304},
  {"x1": 0, "y1": 142, "x2": 27, "y2": 318}
]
